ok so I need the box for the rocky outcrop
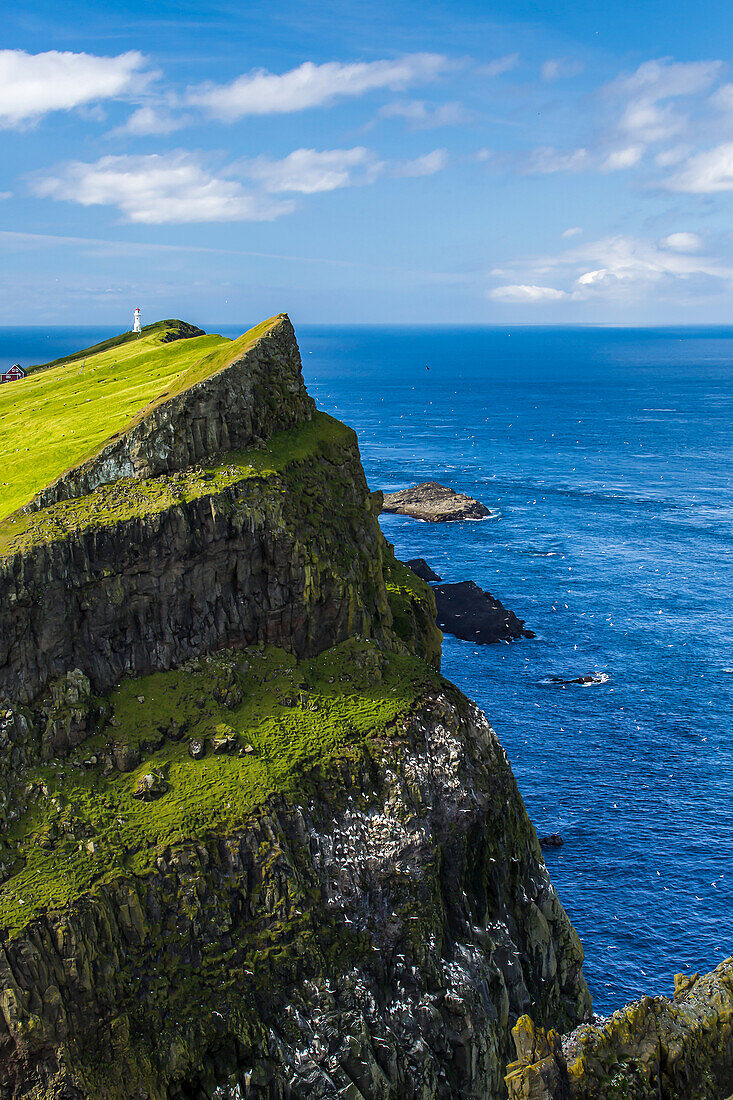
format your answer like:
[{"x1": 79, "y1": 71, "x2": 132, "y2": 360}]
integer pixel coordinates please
[
  {"x1": 0, "y1": 690, "x2": 591, "y2": 1100},
  {"x1": 27, "y1": 314, "x2": 315, "y2": 513},
  {"x1": 433, "y1": 580, "x2": 535, "y2": 644},
  {"x1": 0, "y1": 417, "x2": 390, "y2": 707},
  {"x1": 382, "y1": 482, "x2": 492, "y2": 522},
  {"x1": 506, "y1": 962, "x2": 733, "y2": 1099},
  {"x1": 406, "y1": 557, "x2": 443, "y2": 583},
  {"x1": 403, "y1": 561, "x2": 534, "y2": 645}
]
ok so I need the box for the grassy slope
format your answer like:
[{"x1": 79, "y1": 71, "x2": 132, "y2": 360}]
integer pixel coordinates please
[
  {"x1": 27, "y1": 319, "x2": 205, "y2": 373},
  {"x1": 0, "y1": 316, "x2": 280, "y2": 522},
  {"x1": 0, "y1": 411, "x2": 350, "y2": 558},
  {"x1": 0, "y1": 639, "x2": 439, "y2": 937}
]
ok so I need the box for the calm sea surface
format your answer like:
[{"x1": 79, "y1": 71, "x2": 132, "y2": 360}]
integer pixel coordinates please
[{"x1": 2, "y1": 323, "x2": 732, "y2": 1016}]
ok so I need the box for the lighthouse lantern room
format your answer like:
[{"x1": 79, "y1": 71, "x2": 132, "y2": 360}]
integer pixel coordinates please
[{"x1": 133, "y1": 307, "x2": 142, "y2": 333}]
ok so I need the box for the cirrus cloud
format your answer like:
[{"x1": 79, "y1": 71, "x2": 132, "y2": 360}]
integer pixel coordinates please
[
  {"x1": 187, "y1": 54, "x2": 450, "y2": 120},
  {"x1": 490, "y1": 233, "x2": 733, "y2": 305},
  {"x1": 664, "y1": 143, "x2": 733, "y2": 192},
  {"x1": 608, "y1": 57, "x2": 722, "y2": 144},
  {"x1": 378, "y1": 99, "x2": 468, "y2": 129},
  {"x1": 242, "y1": 147, "x2": 383, "y2": 193}
]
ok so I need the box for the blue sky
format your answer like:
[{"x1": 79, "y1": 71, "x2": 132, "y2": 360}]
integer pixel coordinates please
[{"x1": 4, "y1": 0, "x2": 733, "y2": 324}]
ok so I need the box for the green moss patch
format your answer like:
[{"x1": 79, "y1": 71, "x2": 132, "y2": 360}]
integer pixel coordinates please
[
  {"x1": 0, "y1": 639, "x2": 439, "y2": 937},
  {"x1": 0, "y1": 411, "x2": 352, "y2": 557},
  {"x1": 384, "y1": 554, "x2": 442, "y2": 669},
  {"x1": 0, "y1": 315, "x2": 283, "y2": 521}
]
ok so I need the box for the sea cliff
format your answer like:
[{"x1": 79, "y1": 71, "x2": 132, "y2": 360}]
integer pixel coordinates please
[{"x1": 1, "y1": 313, "x2": 719, "y2": 1100}]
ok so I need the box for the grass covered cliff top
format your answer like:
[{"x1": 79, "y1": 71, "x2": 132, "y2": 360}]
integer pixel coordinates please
[
  {"x1": 0, "y1": 315, "x2": 282, "y2": 521},
  {"x1": 0, "y1": 411, "x2": 352, "y2": 558}
]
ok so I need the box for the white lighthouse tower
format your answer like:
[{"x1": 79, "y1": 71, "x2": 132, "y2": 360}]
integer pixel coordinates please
[{"x1": 133, "y1": 307, "x2": 142, "y2": 334}]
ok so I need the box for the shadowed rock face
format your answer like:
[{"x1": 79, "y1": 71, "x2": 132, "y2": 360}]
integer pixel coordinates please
[
  {"x1": 0, "y1": 422, "x2": 390, "y2": 707},
  {"x1": 433, "y1": 580, "x2": 535, "y2": 644},
  {"x1": 382, "y1": 481, "x2": 491, "y2": 522}
]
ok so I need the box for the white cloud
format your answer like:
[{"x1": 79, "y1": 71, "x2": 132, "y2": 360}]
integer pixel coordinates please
[
  {"x1": 379, "y1": 99, "x2": 468, "y2": 128},
  {"x1": 610, "y1": 58, "x2": 721, "y2": 144},
  {"x1": 660, "y1": 232, "x2": 702, "y2": 252},
  {"x1": 187, "y1": 54, "x2": 450, "y2": 120},
  {"x1": 242, "y1": 147, "x2": 383, "y2": 193},
  {"x1": 32, "y1": 153, "x2": 292, "y2": 224},
  {"x1": 0, "y1": 191, "x2": 11, "y2": 201},
  {"x1": 523, "y1": 146, "x2": 589, "y2": 173},
  {"x1": 712, "y1": 83, "x2": 733, "y2": 112},
  {"x1": 570, "y1": 236, "x2": 730, "y2": 292},
  {"x1": 0, "y1": 49, "x2": 150, "y2": 127},
  {"x1": 612, "y1": 58, "x2": 722, "y2": 104},
  {"x1": 491, "y1": 234, "x2": 733, "y2": 304},
  {"x1": 116, "y1": 105, "x2": 188, "y2": 136},
  {"x1": 478, "y1": 54, "x2": 520, "y2": 78},
  {"x1": 655, "y1": 145, "x2": 691, "y2": 167},
  {"x1": 601, "y1": 144, "x2": 644, "y2": 171},
  {"x1": 562, "y1": 227, "x2": 583, "y2": 238},
  {"x1": 490, "y1": 284, "x2": 568, "y2": 302},
  {"x1": 541, "y1": 58, "x2": 584, "y2": 82},
  {"x1": 394, "y1": 148, "x2": 448, "y2": 177},
  {"x1": 664, "y1": 143, "x2": 733, "y2": 192}
]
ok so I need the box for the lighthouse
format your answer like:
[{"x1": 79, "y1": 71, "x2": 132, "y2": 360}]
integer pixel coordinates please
[{"x1": 133, "y1": 307, "x2": 142, "y2": 334}]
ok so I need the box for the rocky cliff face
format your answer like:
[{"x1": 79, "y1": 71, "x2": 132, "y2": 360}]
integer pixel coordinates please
[
  {"x1": 0, "y1": 683, "x2": 590, "y2": 1100},
  {"x1": 0, "y1": 414, "x2": 387, "y2": 706},
  {"x1": 0, "y1": 315, "x2": 592, "y2": 1099}
]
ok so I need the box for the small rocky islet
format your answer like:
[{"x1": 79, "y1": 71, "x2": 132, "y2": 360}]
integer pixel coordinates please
[
  {"x1": 381, "y1": 480, "x2": 492, "y2": 522},
  {"x1": 0, "y1": 315, "x2": 730, "y2": 1099}
]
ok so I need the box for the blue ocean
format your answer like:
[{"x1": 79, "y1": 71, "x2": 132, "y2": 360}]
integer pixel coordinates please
[{"x1": 2, "y1": 323, "x2": 732, "y2": 1017}]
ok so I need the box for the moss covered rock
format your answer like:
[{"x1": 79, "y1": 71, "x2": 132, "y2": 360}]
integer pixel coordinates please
[
  {"x1": 0, "y1": 660, "x2": 591, "y2": 1099},
  {"x1": 505, "y1": 961, "x2": 733, "y2": 1100}
]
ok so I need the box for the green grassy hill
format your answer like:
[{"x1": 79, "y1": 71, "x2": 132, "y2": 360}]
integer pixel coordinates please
[
  {"x1": 0, "y1": 317, "x2": 277, "y2": 522},
  {"x1": 28, "y1": 319, "x2": 207, "y2": 374}
]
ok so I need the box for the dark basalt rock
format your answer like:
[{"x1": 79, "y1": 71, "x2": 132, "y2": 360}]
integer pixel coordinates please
[
  {"x1": 406, "y1": 557, "x2": 443, "y2": 583},
  {"x1": 382, "y1": 481, "x2": 491, "y2": 522},
  {"x1": 541, "y1": 673, "x2": 609, "y2": 687},
  {"x1": 0, "y1": 691, "x2": 592, "y2": 1100},
  {"x1": 0, "y1": 424, "x2": 390, "y2": 707},
  {"x1": 539, "y1": 834, "x2": 564, "y2": 848},
  {"x1": 112, "y1": 742, "x2": 140, "y2": 773},
  {"x1": 433, "y1": 580, "x2": 535, "y2": 644}
]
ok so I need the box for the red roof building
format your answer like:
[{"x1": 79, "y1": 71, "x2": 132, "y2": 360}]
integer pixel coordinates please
[{"x1": 1, "y1": 365, "x2": 25, "y2": 384}]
